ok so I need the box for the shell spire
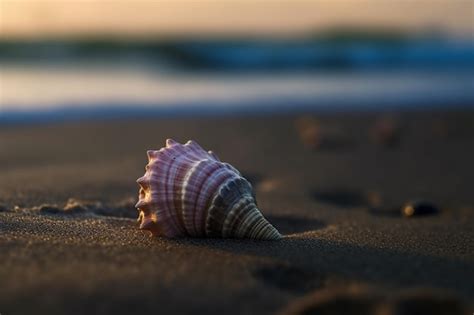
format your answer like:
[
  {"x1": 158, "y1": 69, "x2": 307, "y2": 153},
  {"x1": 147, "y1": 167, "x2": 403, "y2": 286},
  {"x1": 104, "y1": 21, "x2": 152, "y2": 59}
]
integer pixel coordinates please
[{"x1": 135, "y1": 139, "x2": 282, "y2": 240}]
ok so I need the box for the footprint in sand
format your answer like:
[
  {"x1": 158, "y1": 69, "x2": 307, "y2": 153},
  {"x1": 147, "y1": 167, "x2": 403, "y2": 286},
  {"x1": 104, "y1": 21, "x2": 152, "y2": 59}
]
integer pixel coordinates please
[
  {"x1": 252, "y1": 263, "x2": 325, "y2": 294},
  {"x1": 312, "y1": 188, "x2": 369, "y2": 208},
  {"x1": 278, "y1": 287, "x2": 467, "y2": 315}
]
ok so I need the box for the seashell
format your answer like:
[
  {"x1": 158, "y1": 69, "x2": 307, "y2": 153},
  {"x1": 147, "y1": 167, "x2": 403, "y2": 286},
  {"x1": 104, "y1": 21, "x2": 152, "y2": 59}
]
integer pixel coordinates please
[{"x1": 135, "y1": 139, "x2": 282, "y2": 240}]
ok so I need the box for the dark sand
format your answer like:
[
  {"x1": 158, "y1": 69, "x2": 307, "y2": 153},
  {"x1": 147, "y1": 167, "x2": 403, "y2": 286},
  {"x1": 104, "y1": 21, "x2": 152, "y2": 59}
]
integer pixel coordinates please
[{"x1": 1, "y1": 111, "x2": 473, "y2": 314}]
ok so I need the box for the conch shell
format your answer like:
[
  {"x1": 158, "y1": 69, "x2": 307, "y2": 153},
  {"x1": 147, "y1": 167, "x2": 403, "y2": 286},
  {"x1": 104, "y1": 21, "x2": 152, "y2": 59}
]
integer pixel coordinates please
[{"x1": 135, "y1": 139, "x2": 282, "y2": 240}]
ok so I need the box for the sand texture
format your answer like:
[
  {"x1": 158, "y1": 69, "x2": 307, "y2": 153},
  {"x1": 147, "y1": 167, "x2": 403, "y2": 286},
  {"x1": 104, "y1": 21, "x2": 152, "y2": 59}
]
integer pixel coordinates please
[{"x1": 1, "y1": 111, "x2": 473, "y2": 314}]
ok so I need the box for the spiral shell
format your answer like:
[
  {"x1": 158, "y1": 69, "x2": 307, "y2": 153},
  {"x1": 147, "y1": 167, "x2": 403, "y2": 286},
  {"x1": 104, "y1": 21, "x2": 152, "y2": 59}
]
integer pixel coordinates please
[{"x1": 135, "y1": 139, "x2": 282, "y2": 240}]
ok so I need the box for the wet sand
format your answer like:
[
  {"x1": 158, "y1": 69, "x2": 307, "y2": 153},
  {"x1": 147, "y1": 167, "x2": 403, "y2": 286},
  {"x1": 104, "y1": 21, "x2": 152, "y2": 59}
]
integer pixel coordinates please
[{"x1": 0, "y1": 110, "x2": 473, "y2": 314}]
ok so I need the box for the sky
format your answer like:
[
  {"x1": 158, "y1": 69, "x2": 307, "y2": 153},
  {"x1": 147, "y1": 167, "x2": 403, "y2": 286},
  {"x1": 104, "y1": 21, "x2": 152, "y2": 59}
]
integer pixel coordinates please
[{"x1": 0, "y1": 0, "x2": 473, "y2": 39}]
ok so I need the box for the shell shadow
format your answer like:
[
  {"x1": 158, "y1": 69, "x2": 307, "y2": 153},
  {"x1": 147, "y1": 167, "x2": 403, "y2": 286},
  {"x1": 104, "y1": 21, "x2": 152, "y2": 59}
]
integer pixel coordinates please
[
  {"x1": 367, "y1": 207, "x2": 401, "y2": 217},
  {"x1": 312, "y1": 188, "x2": 369, "y2": 208},
  {"x1": 171, "y1": 237, "x2": 474, "y2": 300},
  {"x1": 266, "y1": 214, "x2": 326, "y2": 235}
]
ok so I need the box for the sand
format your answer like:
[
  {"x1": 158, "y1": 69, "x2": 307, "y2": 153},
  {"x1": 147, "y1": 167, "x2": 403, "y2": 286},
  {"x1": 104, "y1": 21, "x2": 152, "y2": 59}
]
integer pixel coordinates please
[{"x1": 1, "y1": 111, "x2": 473, "y2": 314}]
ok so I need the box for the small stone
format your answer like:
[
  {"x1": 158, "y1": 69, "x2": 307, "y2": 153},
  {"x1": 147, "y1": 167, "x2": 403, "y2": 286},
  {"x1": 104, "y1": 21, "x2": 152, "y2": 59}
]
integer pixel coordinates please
[{"x1": 402, "y1": 200, "x2": 439, "y2": 217}]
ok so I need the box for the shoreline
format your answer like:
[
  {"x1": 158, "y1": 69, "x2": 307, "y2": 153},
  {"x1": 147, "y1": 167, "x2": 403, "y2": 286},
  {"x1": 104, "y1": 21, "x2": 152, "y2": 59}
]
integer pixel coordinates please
[{"x1": 2, "y1": 100, "x2": 474, "y2": 126}]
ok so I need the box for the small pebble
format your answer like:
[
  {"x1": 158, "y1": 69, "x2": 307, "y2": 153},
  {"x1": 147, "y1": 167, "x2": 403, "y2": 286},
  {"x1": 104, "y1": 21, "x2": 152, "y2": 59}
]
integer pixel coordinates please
[{"x1": 402, "y1": 200, "x2": 439, "y2": 217}]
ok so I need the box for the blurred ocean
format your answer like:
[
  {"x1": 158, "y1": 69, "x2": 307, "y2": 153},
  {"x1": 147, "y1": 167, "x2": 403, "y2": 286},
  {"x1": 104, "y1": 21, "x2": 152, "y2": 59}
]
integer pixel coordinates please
[{"x1": 1, "y1": 35, "x2": 473, "y2": 123}]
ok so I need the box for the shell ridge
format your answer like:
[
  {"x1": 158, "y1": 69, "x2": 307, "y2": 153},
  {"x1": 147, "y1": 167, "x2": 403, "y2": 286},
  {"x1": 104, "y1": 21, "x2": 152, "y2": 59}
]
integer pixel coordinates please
[
  {"x1": 249, "y1": 214, "x2": 267, "y2": 238},
  {"x1": 223, "y1": 163, "x2": 242, "y2": 176},
  {"x1": 180, "y1": 159, "x2": 222, "y2": 236},
  {"x1": 171, "y1": 158, "x2": 197, "y2": 236},
  {"x1": 205, "y1": 176, "x2": 253, "y2": 237},
  {"x1": 181, "y1": 159, "x2": 205, "y2": 235},
  {"x1": 165, "y1": 151, "x2": 204, "y2": 235},
  {"x1": 160, "y1": 154, "x2": 186, "y2": 236},
  {"x1": 198, "y1": 166, "x2": 240, "y2": 236},
  {"x1": 208, "y1": 150, "x2": 220, "y2": 161},
  {"x1": 147, "y1": 145, "x2": 209, "y2": 236},
  {"x1": 236, "y1": 207, "x2": 260, "y2": 238},
  {"x1": 191, "y1": 160, "x2": 226, "y2": 235},
  {"x1": 224, "y1": 197, "x2": 256, "y2": 237},
  {"x1": 183, "y1": 140, "x2": 214, "y2": 161},
  {"x1": 222, "y1": 196, "x2": 253, "y2": 237}
]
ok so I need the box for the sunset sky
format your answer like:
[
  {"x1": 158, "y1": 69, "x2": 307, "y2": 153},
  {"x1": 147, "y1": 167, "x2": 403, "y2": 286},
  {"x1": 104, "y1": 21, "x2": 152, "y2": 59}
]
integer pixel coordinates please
[{"x1": 0, "y1": 0, "x2": 473, "y2": 39}]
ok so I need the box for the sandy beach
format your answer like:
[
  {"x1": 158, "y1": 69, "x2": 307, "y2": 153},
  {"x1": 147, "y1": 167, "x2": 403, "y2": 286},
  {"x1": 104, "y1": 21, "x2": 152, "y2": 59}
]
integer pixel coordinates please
[{"x1": 1, "y1": 110, "x2": 473, "y2": 314}]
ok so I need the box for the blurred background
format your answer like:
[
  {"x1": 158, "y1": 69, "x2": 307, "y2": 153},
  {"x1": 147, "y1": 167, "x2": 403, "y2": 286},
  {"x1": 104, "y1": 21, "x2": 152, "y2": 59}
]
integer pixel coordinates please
[{"x1": 0, "y1": 0, "x2": 473, "y2": 123}]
